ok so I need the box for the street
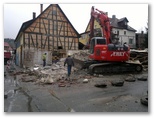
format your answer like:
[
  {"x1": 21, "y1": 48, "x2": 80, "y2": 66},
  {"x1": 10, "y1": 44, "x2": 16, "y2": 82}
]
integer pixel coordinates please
[
  {"x1": 4, "y1": 64, "x2": 148, "y2": 112},
  {"x1": 3, "y1": 3, "x2": 149, "y2": 113}
]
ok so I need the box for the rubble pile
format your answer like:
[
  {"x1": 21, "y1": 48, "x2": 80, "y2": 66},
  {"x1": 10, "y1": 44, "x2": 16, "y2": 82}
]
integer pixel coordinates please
[
  {"x1": 15, "y1": 58, "x2": 78, "y2": 85},
  {"x1": 10, "y1": 49, "x2": 148, "y2": 87},
  {"x1": 21, "y1": 75, "x2": 36, "y2": 82},
  {"x1": 72, "y1": 50, "x2": 90, "y2": 61},
  {"x1": 130, "y1": 49, "x2": 148, "y2": 69},
  {"x1": 35, "y1": 62, "x2": 68, "y2": 85},
  {"x1": 36, "y1": 75, "x2": 54, "y2": 84}
]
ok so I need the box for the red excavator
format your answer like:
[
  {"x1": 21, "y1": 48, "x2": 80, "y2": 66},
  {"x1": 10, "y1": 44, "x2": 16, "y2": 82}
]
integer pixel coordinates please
[{"x1": 82, "y1": 6, "x2": 142, "y2": 74}]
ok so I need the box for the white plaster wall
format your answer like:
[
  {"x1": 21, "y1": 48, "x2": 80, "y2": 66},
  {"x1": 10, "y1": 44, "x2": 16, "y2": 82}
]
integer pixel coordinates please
[{"x1": 112, "y1": 28, "x2": 136, "y2": 48}]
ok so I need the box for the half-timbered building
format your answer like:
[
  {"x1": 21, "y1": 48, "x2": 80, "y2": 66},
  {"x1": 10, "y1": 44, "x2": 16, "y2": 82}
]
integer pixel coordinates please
[{"x1": 15, "y1": 4, "x2": 80, "y2": 67}]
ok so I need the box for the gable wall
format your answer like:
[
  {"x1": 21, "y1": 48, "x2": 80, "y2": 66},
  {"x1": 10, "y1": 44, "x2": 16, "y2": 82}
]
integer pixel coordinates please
[{"x1": 16, "y1": 4, "x2": 79, "y2": 67}]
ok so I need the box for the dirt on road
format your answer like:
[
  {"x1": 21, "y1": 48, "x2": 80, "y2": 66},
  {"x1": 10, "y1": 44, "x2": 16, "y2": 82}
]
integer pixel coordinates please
[{"x1": 4, "y1": 64, "x2": 148, "y2": 112}]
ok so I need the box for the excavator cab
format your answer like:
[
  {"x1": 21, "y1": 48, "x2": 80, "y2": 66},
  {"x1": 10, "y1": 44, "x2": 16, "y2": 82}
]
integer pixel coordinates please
[
  {"x1": 89, "y1": 37, "x2": 106, "y2": 54},
  {"x1": 89, "y1": 37, "x2": 130, "y2": 62}
]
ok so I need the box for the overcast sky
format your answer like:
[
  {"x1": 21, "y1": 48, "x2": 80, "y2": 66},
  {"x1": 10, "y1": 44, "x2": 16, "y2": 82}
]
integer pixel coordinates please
[
  {"x1": 1, "y1": 1, "x2": 154, "y2": 118},
  {"x1": 4, "y1": 3, "x2": 148, "y2": 39}
]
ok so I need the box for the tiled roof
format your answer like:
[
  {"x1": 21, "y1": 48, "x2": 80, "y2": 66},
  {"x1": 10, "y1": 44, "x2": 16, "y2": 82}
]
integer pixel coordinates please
[
  {"x1": 110, "y1": 17, "x2": 136, "y2": 31},
  {"x1": 4, "y1": 42, "x2": 10, "y2": 46},
  {"x1": 4, "y1": 42, "x2": 13, "y2": 51}
]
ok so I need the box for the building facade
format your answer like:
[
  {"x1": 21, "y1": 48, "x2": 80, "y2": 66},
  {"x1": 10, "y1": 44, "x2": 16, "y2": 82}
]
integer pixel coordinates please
[
  {"x1": 136, "y1": 31, "x2": 146, "y2": 49},
  {"x1": 15, "y1": 4, "x2": 80, "y2": 67}
]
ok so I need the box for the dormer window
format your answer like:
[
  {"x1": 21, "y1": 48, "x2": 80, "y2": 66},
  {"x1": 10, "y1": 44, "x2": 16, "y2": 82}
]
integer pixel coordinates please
[
  {"x1": 117, "y1": 17, "x2": 129, "y2": 28},
  {"x1": 124, "y1": 21, "x2": 127, "y2": 26}
]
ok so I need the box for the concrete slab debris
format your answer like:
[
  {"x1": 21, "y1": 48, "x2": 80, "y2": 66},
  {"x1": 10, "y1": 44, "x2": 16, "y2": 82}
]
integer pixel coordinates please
[
  {"x1": 111, "y1": 80, "x2": 124, "y2": 87},
  {"x1": 95, "y1": 83, "x2": 107, "y2": 88},
  {"x1": 83, "y1": 79, "x2": 89, "y2": 83},
  {"x1": 125, "y1": 76, "x2": 136, "y2": 82},
  {"x1": 21, "y1": 76, "x2": 36, "y2": 82}
]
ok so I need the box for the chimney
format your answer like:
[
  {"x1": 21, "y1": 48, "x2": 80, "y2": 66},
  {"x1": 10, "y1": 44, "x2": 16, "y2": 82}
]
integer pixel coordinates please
[
  {"x1": 141, "y1": 31, "x2": 144, "y2": 34},
  {"x1": 33, "y1": 12, "x2": 36, "y2": 19},
  {"x1": 40, "y1": 4, "x2": 43, "y2": 13},
  {"x1": 112, "y1": 15, "x2": 116, "y2": 19}
]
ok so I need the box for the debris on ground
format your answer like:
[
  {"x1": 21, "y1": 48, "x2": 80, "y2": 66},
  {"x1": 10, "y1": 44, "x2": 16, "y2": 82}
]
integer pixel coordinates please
[
  {"x1": 21, "y1": 76, "x2": 36, "y2": 82},
  {"x1": 58, "y1": 83, "x2": 66, "y2": 87},
  {"x1": 111, "y1": 80, "x2": 124, "y2": 87},
  {"x1": 72, "y1": 50, "x2": 90, "y2": 61},
  {"x1": 124, "y1": 74, "x2": 136, "y2": 82},
  {"x1": 36, "y1": 75, "x2": 54, "y2": 84},
  {"x1": 12, "y1": 58, "x2": 78, "y2": 86},
  {"x1": 137, "y1": 76, "x2": 148, "y2": 81},
  {"x1": 95, "y1": 82, "x2": 107, "y2": 88},
  {"x1": 130, "y1": 49, "x2": 148, "y2": 71},
  {"x1": 83, "y1": 79, "x2": 89, "y2": 83},
  {"x1": 140, "y1": 95, "x2": 148, "y2": 106},
  {"x1": 6, "y1": 49, "x2": 148, "y2": 89}
]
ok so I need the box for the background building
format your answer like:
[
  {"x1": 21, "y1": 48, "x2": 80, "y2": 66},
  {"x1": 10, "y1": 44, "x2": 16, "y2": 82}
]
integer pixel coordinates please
[
  {"x1": 79, "y1": 14, "x2": 136, "y2": 49},
  {"x1": 136, "y1": 31, "x2": 146, "y2": 49}
]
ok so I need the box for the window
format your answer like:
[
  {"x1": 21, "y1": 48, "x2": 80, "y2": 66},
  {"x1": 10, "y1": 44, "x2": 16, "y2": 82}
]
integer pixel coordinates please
[
  {"x1": 81, "y1": 34, "x2": 86, "y2": 39},
  {"x1": 97, "y1": 38, "x2": 106, "y2": 44},
  {"x1": 81, "y1": 35, "x2": 84, "y2": 39},
  {"x1": 124, "y1": 21, "x2": 127, "y2": 25},
  {"x1": 58, "y1": 46, "x2": 63, "y2": 49},
  {"x1": 94, "y1": 25, "x2": 97, "y2": 29},
  {"x1": 124, "y1": 31, "x2": 126, "y2": 35},
  {"x1": 54, "y1": 24, "x2": 57, "y2": 30},
  {"x1": 117, "y1": 30, "x2": 119, "y2": 35},
  {"x1": 129, "y1": 39, "x2": 133, "y2": 44},
  {"x1": 89, "y1": 39, "x2": 95, "y2": 54},
  {"x1": 53, "y1": 10, "x2": 57, "y2": 15}
]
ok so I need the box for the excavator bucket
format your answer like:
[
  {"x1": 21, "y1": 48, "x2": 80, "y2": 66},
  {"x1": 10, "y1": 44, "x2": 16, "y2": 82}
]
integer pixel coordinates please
[{"x1": 73, "y1": 58, "x2": 85, "y2": 69}]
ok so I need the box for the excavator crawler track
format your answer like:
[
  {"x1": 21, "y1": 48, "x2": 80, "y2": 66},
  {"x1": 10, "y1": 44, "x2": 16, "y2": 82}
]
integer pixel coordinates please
[
  {"x1": 88, "y1": 61, "x2": 143, "y2": 75},
  {"x1": 74, "y1": 59, "x2": 143, "y2": 75}
]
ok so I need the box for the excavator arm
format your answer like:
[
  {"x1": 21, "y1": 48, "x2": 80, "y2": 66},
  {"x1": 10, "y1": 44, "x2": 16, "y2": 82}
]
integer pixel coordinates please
[{"x1": 89, "y1": 6, "x2": 112, "y2": 45}]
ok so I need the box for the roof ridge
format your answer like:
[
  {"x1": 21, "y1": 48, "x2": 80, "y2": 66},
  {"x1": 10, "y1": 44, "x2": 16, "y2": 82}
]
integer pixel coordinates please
[{"x1": 15, "y1": 4, "x2": 80, "y2": 41}]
